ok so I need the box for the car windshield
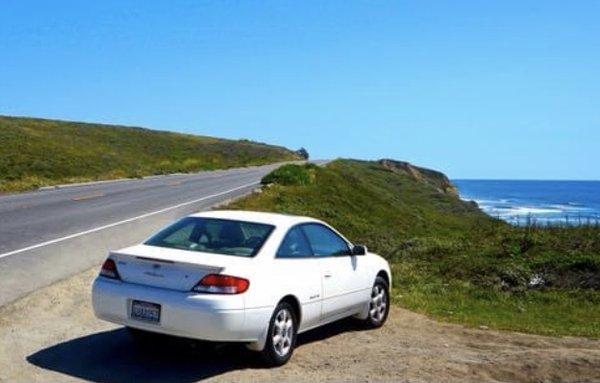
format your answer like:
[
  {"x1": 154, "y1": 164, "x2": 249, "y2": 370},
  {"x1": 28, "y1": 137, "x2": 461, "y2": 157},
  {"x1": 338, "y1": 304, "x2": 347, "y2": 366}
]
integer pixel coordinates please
[{"x1": 145, "y1": 217, "x2": 275, "y2": 257}]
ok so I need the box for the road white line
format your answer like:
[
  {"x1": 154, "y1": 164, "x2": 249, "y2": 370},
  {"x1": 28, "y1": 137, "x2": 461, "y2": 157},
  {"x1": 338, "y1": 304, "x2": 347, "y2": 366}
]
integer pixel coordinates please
[{"x1": 0, "y1": 181, "x2": 259, "y2": 260}]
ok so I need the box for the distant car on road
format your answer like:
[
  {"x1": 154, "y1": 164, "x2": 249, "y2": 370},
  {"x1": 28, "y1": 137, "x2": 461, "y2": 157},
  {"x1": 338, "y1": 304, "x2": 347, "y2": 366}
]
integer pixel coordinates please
[{"x1": 92, "y1": 210, "x2": 391, "y2": 365}]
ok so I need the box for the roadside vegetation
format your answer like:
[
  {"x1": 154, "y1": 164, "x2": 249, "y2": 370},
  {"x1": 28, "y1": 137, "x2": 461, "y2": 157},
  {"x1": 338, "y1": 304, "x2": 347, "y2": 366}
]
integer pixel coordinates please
[
  {"x1": 261, "y1": 163, "x2": 318, "y2": 186},
  {"x1": 0, "y1": 115, "x2": 301, "y2": 192},
  {"x1": 231, "y1": 160, "x2": 600, "y2": 338}
]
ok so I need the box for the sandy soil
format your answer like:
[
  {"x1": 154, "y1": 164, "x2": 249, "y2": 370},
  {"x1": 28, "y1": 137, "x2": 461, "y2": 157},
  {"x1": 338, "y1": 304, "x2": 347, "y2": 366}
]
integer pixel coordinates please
[{"x1": 0, "y1": 268, "x2": 599, "y2": 383}]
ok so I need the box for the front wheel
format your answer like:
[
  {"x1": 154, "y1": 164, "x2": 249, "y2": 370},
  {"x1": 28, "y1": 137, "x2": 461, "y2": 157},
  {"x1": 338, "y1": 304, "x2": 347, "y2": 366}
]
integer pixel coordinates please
[
  {"x1": 260, "y1": 302, "x2": 297, "y2": 366},
  {"x1": 364, "y1": 276, "x2": 390, "y2": 328}
]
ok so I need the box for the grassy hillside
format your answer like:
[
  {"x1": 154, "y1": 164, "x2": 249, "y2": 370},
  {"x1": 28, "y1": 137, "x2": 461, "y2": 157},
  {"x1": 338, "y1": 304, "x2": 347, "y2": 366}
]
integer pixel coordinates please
[
  {"x1": 0, "y1": 115, "x2": 301, "y2": 192},
  {"x1": 230, "y1": 160, "x2": 600, "y2": 338}
]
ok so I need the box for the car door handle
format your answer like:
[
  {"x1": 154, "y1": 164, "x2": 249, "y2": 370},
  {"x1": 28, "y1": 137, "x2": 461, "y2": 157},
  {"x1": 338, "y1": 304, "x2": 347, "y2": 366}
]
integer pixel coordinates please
[{"x1": 324, "y1": 272, "x2": 333, "y2": 278}]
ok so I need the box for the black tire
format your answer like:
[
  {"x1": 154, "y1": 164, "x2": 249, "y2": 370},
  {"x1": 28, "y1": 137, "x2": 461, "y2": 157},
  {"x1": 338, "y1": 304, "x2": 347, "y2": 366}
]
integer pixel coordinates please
[
  {"x1": 364, "y1": 276, "x2": 390, "y2": 328},
  {"x1": 260, "y1": 301, "x2": 298, "y2": 366}
]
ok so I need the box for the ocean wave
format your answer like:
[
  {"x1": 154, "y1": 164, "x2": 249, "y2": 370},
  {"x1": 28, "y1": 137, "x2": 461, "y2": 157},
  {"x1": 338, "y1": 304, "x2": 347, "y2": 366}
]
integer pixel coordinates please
[
  {"x1": 456, "y1": 180, "x2": 600, "y2": 225},
  {"x1": 549, "y1": 204, "x2": 590, "y2": 211},
  {"x1": 480, "y1": 204, "x2": 590, "y2": 217},
  {"x1": 488, "y1": 206, "x2": 562, "y2": 216},
  {"x1": 565, "y1": 201, "x2": 584, "y2": 206},
  {"x1": 504, "y1": 215, "x2": 600, "y2": 226},
  {"x1": 472, "y1": 198, "x2": 512, "y2": 206}
]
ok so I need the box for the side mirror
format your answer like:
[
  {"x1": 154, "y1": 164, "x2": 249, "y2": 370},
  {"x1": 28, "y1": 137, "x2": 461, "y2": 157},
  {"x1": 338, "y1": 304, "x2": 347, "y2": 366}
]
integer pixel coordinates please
[{"x1": 352, "y1": 244, "x2": 367, "y2": 256}]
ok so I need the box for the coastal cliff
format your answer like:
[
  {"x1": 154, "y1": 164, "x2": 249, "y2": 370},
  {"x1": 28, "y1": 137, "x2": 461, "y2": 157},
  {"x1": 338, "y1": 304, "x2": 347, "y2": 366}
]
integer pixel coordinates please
[{"x1": 378, "y1": 159, "x2": 459, "y2": 197}]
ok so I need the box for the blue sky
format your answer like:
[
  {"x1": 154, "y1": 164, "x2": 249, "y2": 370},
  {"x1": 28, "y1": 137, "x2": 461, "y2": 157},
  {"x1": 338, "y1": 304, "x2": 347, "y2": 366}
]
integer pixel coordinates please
[{"x1": 1, "y1": 1, "x2": 599, "y2": 179}]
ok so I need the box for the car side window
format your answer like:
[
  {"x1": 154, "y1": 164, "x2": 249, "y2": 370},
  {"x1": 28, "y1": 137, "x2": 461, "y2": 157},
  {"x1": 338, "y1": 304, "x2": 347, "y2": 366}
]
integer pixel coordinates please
[
  {"x1": 276, "y1": 226, "x2": 314, "y2": 258},
  {"x1": 301, "y1": 224, "x2": 351, "y2": 257}
]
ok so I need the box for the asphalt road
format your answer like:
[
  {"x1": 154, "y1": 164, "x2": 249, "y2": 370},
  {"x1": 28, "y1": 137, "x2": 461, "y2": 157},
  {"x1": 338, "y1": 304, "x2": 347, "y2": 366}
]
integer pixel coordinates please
[{"x1": 0, "y1": 161, "x2": 317, "y2": 306}]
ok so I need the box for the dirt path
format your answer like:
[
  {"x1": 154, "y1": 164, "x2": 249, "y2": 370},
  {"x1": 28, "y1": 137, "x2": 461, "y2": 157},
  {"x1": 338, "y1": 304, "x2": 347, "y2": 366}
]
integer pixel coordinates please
[{"x1": 0, "y1": 268, "x2": 599, "y2": 383}]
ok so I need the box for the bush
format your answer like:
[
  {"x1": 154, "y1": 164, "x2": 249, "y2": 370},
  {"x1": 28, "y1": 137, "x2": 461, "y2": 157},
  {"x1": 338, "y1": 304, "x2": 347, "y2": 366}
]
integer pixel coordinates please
[
  {"x1": 295, "y1": 147, "x2": 309, "y2": 159},
  {"x1": 261, "y1": 164, "x2": 316, "y2": 186}
]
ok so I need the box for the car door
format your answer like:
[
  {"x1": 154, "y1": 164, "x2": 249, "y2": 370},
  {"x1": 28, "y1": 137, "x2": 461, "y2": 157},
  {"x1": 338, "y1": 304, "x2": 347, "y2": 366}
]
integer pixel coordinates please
[
  {"x1": 300, "y1": 223, "x2": 367, "y2": 322},
  {"x1": 273, "y1": 226, "x2": 322, "y2": 331}
]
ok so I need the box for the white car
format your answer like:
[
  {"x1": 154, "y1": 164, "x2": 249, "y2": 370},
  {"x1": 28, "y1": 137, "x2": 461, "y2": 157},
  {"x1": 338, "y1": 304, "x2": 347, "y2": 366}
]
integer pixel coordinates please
[{"x1": 92, "y1": 210, "x2": 391, "y2": 365}]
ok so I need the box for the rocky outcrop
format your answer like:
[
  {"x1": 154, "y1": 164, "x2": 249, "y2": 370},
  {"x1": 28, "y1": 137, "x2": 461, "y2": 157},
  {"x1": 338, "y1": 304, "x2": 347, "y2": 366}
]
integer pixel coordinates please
[{"x1": 378, "y1": 159, "x2": 459, "y2": 197}]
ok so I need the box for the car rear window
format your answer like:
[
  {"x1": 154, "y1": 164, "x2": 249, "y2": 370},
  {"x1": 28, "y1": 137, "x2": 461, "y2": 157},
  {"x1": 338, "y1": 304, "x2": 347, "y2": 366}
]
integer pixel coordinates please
[{"x1": 145, "y1": 217, "x2": 275, "y2": 257}]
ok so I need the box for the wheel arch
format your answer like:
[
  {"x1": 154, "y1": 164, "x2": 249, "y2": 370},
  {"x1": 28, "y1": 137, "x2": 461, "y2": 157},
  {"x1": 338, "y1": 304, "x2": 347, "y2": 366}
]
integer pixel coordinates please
[
  {"x1": 246, "y1": 294, "x2": 302, "y2": 353},
  {"x1": 278, "y1": 294, "x2": 302, "y2": 326},
  {"x1": 376, "y1": 269, "x2": 390, "y2": 288}
]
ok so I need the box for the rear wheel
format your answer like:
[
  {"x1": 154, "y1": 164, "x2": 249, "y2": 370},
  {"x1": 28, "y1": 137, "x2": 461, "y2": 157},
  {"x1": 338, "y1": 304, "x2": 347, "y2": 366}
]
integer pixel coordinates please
[
  {"x1": 364, "y1": 276, "x2": 390, "y2": 328},
  {"x1": 260, "y1": 302, "x2": 297, "y2": 366}
]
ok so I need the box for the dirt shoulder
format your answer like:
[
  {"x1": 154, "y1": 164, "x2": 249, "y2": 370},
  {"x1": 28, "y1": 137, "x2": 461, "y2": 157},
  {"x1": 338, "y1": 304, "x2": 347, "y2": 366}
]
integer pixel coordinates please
[{"x1": 0, "y1": 268, "x2": 598, "y2": 383}]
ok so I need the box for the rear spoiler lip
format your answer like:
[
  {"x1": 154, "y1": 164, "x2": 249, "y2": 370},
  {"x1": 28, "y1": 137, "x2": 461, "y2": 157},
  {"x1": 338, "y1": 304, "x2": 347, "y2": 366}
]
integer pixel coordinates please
[
  {"x1": 135, "y1": 256, "x2": 175, "y2": 264},
  {"x1": 109, "y1": 252, "x2": 226, "y2": 273}
]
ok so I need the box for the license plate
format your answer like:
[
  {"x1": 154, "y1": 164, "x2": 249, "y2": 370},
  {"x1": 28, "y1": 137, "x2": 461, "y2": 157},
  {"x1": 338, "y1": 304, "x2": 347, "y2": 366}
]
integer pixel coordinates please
[{"x1": 130, "y1": 300, "x2": 161, "y2": 323}]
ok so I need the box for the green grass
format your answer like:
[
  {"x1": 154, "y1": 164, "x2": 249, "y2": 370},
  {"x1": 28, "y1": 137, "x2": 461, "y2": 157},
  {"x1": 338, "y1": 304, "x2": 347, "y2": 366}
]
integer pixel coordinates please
[
  {"x1": 229, "y1": 160, "x2": 600, "y2": 338},
  {"x1": 261, "y1": 163, "x2": 318, "y2": 186},
  {"x1": 0, "y1": 115, "x2": 300, "y2": 192}
]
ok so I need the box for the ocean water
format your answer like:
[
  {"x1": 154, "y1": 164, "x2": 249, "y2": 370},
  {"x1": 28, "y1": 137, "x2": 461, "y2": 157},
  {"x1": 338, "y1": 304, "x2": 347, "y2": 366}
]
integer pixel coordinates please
[{"x1": 453, "y1": 180, "x2": 600, "y2": 225}]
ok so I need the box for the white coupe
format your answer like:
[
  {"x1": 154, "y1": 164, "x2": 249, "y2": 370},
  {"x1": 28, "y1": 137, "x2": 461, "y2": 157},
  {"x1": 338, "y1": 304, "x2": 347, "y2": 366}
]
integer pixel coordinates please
[{"x1": 92, "y1": 210, "x2": 391, "y2": 365}]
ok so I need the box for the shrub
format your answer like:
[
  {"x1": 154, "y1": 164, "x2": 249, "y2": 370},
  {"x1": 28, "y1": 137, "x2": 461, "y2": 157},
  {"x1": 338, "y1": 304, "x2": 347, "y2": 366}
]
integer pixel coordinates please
[{"x1": 261, "y1": 164, "x2": 316, "y2": 186}]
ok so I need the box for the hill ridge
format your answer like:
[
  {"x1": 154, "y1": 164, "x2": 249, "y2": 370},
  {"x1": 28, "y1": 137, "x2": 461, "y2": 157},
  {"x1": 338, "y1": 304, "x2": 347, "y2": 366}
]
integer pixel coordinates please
[{"x1": 0, "y1": 115, "x2": 300, "y2": 192}]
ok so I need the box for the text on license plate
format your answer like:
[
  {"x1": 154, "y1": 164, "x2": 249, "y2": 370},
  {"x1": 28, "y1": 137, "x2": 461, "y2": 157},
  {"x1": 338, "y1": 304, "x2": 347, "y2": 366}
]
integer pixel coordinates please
[{"x1": 130, "y1": 300, "x2": 161, "y2": 323}]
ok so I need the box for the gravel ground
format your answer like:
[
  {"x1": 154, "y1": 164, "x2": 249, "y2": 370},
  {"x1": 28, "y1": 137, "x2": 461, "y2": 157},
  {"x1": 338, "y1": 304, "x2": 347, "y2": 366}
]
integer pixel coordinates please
[{"x1": 0, "y1": 268, "x2": 599, "y2": 383}]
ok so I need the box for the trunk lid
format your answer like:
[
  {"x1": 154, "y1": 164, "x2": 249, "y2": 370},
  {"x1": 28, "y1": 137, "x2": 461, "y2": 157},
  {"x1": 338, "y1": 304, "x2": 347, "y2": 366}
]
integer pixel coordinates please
[{"x1": 110, "y1": 244, "x2": 248, "y2": 291}]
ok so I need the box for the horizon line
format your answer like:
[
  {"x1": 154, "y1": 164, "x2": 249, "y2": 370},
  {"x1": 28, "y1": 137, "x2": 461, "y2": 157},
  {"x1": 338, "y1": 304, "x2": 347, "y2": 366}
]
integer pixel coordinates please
[{"x1": 453, "y1": 178, "x2": 600, "y2": 182}]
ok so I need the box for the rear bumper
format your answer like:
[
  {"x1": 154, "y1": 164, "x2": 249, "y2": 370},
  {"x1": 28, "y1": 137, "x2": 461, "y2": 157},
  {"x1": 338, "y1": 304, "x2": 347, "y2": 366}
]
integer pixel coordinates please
[{"x1": 92, "y1": 277, "x2": 271, "y2": 342}]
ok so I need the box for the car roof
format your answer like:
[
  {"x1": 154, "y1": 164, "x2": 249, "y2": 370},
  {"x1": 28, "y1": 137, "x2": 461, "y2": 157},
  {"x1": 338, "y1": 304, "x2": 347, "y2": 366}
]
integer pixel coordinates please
[{"x1": 190, "y1": 210, "x2": 320, "y2": 228}]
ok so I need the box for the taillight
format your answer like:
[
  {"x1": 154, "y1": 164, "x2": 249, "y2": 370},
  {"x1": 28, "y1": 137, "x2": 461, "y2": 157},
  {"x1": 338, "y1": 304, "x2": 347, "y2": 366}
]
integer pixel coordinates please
[
  {"x1": 192, "y1": 274, "x2": 249, "y2": 294},
  {"x1": 100, "y1": 258, "x2": 120, "y2": 280}
]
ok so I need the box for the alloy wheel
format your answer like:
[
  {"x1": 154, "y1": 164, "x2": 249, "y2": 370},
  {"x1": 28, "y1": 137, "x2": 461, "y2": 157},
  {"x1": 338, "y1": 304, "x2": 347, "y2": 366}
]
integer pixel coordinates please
[
  {"x1": 369, "y1": 283, "x2": 387, "y2": 324},
  {"x1": 272, "y1": 307, "x2": 294, "y2": 357}
]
